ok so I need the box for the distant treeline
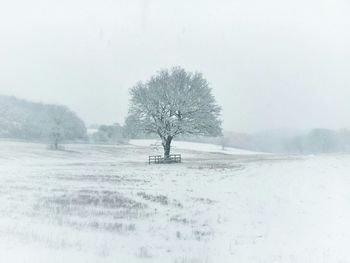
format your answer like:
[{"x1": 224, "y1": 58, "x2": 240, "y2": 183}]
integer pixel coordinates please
[
  {"x1": 1, "y1": 96, "x2": 349, "y2": 154},
  {"x1": 0, "y1": 95, "x2": 86, "y2": 143},
  {"x1": 0, "y1": 96, "x2": 132, "y2": 146},
  {"x1": 186, "y1": 129, "x2": 350, "y2": 154},
  {"x1": 88, "y1": 122, "x2": 156, "y2": 144},
  {"x1": 285, "y1": 129, "x2": 350, "y2": 154},
  {"x1": 88, "y1": 123, "x2": 128, "y2": 144}
]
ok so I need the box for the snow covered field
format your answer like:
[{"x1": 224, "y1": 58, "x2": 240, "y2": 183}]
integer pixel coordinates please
[{"x1": 0, "y1": 140, "x2": 349, "y2": 263}]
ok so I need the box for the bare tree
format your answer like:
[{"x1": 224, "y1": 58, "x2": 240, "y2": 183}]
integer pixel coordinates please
[
  {"x1": 0, "y1": 99, "x2": 14, "y2": 138},
  {"x1": 48, "y1": 105, "x2": 68, "y2": 150},
  {"x1": 127, "y1": 67, "x2": 222, "y2": 158},
  {"x1": 0, "y1": 101, "x2": 10, "y2": 122},
  {"x1": 220, "y1": 136, "x2": 229, "y2": 150}
]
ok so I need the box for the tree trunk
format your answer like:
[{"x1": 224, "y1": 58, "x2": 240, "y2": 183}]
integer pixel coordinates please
[
  {"x1": 162, "y1": 136, "x2": 172, "y2": 159},
  {"x1": 54, "y1": 139, "x2": 59, "y2": 150}
]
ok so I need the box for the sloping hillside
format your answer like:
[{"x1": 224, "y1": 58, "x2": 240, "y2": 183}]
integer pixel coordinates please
[
  {"x1": 0, "y1": 95, "x2": 86, "y2": 141},
  {"x1": 130, "y1": 139, "x2": 264, "y2": 155},
  {"x1": 0, "y1": 141, "x2": 349, "y2": 263}
]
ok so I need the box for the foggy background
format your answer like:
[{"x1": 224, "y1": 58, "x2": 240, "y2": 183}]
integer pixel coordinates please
[{"x1": 0, "y1": 0, "x2": 350, "y2": 133}]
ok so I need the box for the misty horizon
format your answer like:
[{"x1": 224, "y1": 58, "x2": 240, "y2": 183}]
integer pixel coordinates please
[
  {"x1": 1, "y1": 0, "x2": 350, "y2": 133},
  {"x1": 1, "y1": 93, "x2": 349, "y2": 136}
]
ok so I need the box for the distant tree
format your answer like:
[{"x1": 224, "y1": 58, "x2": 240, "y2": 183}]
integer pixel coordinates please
[
  {"x1": 47, "y1": 105, "x2": 86, "y2": 150},
  {"x1": 305, "y1": 129, "x2": 339, "y2": 153},
  {"x1": 92, "y1": 123, "x2": 125, "y2": 144},
  {"x1": 127, "y1": 67, "x2": 222, "y2": 158},
  {"x1": 123, "y1": 114, "x2": 142, "y2": 139},
  {"x1": 220, "y1": 136, "x2": 229, "y2": 150},
  {"x1": 47, "y1": 106, "x2": 68, "y2": 150},
  {"x1": 338, "y1": 129, "x2": 350, "y2": 152},
  {"x1": 0, "y1": 100, "x2": 10, "y2": 136}
]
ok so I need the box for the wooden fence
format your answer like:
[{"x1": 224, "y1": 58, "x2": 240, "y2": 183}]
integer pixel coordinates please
[{"x1": 148, "y1": 154, "x2": 182, "y2": 164}]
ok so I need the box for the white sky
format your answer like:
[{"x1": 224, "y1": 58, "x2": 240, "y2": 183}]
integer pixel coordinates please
[{"x1": 0, "y1": 0, "x2": 349, "y2": 132}]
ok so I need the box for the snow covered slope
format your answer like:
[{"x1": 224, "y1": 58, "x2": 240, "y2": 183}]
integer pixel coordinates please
[
  {"x1": 130, "y1": 139, "x2": 264, "y2": 155},
  {"x1": 0, "y1": 141, "x2": 349, "y2": 263}
]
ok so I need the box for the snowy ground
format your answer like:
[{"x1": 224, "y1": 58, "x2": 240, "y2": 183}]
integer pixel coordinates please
[{"x1": 0, "y1": 140, "x2": 349, "y2": 263}]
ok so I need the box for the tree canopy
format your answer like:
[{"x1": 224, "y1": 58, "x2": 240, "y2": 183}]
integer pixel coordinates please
[
  {"x1": 0, "y1": 95, "x2": 86, "y2": 144},
  {"x1": 127, "y1": 67, "x2": 222, "y2": 157}
]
